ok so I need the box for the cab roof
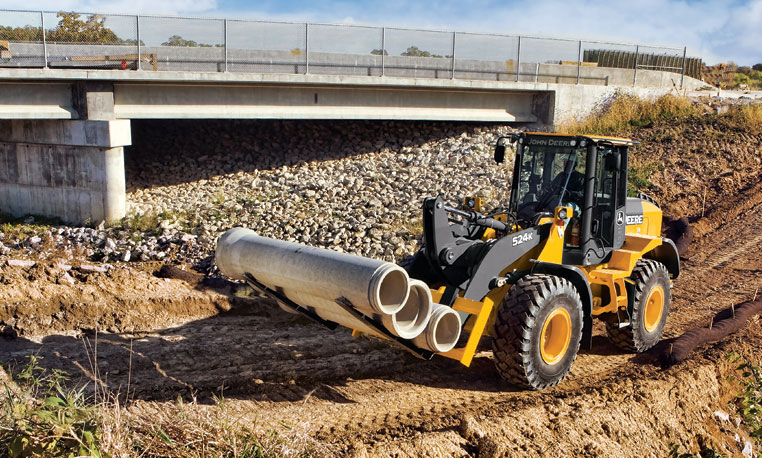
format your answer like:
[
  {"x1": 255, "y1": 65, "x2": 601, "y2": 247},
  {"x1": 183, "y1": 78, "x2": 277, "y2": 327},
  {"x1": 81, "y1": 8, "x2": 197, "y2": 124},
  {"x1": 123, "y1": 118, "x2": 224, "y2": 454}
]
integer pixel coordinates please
[{"x1": 524, "y1": 132, "x2": 638, "y2": 146}]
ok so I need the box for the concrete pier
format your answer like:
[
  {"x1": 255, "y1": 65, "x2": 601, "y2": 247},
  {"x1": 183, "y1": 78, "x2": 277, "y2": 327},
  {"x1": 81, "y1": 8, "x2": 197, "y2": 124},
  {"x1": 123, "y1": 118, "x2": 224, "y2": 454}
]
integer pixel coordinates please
[{"x1": 0, "y1": 119, "x2": 130, "y2": 224}]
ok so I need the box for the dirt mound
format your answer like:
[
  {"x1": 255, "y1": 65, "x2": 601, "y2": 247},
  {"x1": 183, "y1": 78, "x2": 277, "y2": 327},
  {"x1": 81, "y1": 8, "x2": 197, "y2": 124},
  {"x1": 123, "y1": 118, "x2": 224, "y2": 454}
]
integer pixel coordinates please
[
  {"x1": 630, "y1": 120, "x2": 762, "y2": 237},
  {"x1": 0, "y1": 261, "x2": 236, "y2": 336}
]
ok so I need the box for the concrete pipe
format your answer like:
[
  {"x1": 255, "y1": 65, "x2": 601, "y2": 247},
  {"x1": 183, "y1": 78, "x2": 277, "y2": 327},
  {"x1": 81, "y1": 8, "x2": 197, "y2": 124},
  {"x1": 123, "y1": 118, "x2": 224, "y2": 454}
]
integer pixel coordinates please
[
  {"x1": 216, "y1": 228, "x2": 409, "y2": 316},
  {"x1": 411, "y1": 303, "x2": 462, "y2": 353},
  {"x1": 381, "y1": 280, "x2": 432, "y2": 339}
]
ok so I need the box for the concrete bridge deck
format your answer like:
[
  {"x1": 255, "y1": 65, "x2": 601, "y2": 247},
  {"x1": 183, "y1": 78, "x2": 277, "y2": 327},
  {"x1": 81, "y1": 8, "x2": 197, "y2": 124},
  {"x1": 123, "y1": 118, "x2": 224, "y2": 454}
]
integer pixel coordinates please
[{"x1": 0, "y1": 66, "x2": 703, "y2": 225}]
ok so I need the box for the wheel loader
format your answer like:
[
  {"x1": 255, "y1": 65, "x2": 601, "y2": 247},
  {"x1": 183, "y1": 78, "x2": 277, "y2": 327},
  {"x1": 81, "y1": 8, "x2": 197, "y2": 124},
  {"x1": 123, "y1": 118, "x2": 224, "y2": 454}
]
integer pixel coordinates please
[
  {"x1": 399, "y1": 132, "x2": 679, "y2": 389},
  {"x1": 217, "y1": 132, "x2": 679, "y2": 390}
]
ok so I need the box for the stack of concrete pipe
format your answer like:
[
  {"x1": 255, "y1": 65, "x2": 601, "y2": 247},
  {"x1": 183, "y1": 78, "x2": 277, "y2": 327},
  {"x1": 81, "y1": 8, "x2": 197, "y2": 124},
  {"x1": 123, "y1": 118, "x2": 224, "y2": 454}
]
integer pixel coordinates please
[{"x1": 216, "y1": 228, "x2": 461, "y2": 353}]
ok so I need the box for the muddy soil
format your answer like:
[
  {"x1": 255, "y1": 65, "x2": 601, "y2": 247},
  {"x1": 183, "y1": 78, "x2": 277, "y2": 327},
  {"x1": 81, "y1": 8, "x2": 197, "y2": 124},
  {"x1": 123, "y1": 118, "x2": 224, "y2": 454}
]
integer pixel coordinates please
[{"x1": 2, "y1": 122, "x2": 762, "y2": 456}]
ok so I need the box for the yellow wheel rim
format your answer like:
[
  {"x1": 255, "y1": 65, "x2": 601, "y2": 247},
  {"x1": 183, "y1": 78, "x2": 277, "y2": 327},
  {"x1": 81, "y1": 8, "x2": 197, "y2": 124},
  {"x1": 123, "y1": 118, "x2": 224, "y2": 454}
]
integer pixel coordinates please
[
  {"x1": 643, "y1": 286, "x2": 665, "y2": 332},
  {"x1": 540, "y1": 308, "x2": 572, "y2": 365}
]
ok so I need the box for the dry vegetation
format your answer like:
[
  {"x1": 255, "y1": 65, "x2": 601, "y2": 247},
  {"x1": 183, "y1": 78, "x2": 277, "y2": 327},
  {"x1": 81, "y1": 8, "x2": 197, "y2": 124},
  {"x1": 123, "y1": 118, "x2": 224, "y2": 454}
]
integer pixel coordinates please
[
  {"x1": 560, "y1": 92, "x2": 762, "y2": 136},
  {"x1": 1, "y1": 355, "x2": 328, "y2": 457}
]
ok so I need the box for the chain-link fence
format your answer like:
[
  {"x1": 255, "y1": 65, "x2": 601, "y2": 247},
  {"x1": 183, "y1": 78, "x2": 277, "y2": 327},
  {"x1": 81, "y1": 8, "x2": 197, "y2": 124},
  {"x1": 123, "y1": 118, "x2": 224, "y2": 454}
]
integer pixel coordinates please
[{"x1": 0, "y1": 9, "x2": 695, "y2": 88}]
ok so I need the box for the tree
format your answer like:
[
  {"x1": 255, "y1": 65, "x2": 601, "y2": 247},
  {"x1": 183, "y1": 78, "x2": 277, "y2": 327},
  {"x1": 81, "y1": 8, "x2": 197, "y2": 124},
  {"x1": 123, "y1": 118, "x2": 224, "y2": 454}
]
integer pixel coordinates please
[
  {"x1": 370, "y1": 48, "x2": 388, "y2": 56},
  {"x1": 160, "y1": 35, "x2": 216, "y2": 47},
  {"x1": 400, "y1": 45, "x2": 447, "y2": 58},
  {"x1": 733, "y1": 72, "x2": 750, "y2": 88},
  {"x1": 0, "y1": 25, "x2": 43, "y2": 42},
  {"x1": 753, "y1": 63, "x2": 762, "y2": 72},
  {"x1": 402, "y1": 46, "x2": 433, "y2": 57},
  {"x1": 162, "y1": 35, "x2": 198, "y2": 47},
  {"x1": 47, "y1": 13, "x2": 120, "y2": 43}
]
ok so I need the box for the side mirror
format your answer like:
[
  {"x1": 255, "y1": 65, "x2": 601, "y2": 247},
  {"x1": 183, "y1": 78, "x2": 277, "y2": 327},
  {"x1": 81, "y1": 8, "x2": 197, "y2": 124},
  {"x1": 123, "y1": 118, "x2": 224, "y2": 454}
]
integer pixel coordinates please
[
  {"x1": 494, "y1": 144, "x2": 506, "y2": 164},
  {"x1": 604, "y1": 152, "x2": 621, "y2": 171}
]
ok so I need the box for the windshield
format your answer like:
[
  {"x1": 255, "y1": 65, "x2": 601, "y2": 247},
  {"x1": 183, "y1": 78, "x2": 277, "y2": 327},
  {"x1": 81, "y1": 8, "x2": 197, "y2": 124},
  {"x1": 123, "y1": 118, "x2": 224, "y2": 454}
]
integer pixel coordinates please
[{"x1": 514, "y1": 145, "x2": 587, "y2": 216}]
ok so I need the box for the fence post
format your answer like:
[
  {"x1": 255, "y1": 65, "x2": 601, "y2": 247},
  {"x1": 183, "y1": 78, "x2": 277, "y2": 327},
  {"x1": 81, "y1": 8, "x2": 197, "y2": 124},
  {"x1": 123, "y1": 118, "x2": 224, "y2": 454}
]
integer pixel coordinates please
[
  {"x1": 516, "y1": 36, "x2": 521, "y2": 82},
  {"x1": 40, "y1": 11, "x2": 47, "y2": 69},
  {"x1": 381, "y1": 27, "x2": 385, "y2": 77},
  {"x1": 576, "y1": 40, "x2": 582, "y2": 84},
  {"x1": 451, "y1": 32, "x2": 456, "y2": 79},
  {"x1": 136, "y1": 15, "x2": 141, "y2": 71},
  {"x1": 633, "y1": 45, "x2": 639, "y2": 87},
  {"x1": 304, "y1": 23, "x2": 309, "y2": 74},
  {"x1": 680, "y1": 46, "x2": 687, "y2": 90},
  {"x1": 223, "y1": 19, "x2": 228, "y2": 72}
]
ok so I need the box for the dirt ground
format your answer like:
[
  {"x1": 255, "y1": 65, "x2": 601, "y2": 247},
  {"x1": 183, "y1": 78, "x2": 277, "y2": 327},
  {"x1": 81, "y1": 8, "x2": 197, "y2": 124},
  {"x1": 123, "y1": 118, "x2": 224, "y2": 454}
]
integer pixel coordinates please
[{"x1": 2, "y1": 123, "x2": 762, "y2": 457}]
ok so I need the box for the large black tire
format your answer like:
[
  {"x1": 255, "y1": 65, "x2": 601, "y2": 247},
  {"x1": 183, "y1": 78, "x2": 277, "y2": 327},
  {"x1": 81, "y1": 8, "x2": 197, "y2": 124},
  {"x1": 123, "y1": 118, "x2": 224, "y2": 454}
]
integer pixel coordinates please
[
  {"x1": 606, "y1": 259, "x2": 671, "y2": 352},
  {"x1": 492, "y1": 274, "x2": 583, "y2": 390}
]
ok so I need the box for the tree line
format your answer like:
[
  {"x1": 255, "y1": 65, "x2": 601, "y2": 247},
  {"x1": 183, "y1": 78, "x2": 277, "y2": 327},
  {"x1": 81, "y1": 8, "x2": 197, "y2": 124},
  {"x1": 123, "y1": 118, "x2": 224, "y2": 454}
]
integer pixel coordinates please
[{"x1": 0, "y1": 13, "x2": 219, "y2": 47}]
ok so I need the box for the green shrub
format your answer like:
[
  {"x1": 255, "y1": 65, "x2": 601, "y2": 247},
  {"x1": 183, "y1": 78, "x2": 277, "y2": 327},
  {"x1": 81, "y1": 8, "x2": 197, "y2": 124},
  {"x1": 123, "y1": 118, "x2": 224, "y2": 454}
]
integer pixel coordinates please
[{"x1": 1, "y1": 356, "x2": 103, "y2": 458}]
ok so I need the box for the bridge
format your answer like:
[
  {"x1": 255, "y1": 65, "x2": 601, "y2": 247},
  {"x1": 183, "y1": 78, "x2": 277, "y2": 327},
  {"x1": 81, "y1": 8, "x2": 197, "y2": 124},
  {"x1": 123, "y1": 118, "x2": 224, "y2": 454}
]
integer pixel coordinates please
[{"x1": 0, "y1": 9, "x2": 704, "y2": 224}]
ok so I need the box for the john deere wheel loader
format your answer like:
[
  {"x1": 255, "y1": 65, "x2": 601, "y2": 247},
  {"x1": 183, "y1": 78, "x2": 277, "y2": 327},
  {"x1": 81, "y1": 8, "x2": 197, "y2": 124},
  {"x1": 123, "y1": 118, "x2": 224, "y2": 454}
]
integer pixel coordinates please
[
  {"x1": 216, "y1": 132, "x2": 679, "y2": 391},
  {"x1": 401, "y1": 132, "x2": 679, "y2": 389}
]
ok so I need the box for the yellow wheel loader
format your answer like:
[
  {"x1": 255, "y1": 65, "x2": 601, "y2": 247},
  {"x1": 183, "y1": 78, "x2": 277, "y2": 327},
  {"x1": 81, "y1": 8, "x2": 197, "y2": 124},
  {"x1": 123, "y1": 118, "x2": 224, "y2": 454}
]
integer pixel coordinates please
[
  {"x1": 401, "y1": 132, "x2": 679, "y2": 389},
  {"x1": 217, "y1": 132, "x2": 679, "y2": 391}
]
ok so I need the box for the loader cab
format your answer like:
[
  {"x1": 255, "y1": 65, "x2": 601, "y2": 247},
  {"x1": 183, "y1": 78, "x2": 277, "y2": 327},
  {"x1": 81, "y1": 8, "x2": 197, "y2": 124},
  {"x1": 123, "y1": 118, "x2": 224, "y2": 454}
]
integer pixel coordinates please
[{"x1": 496, "y1": 133, "x2": 632, "y2": 266}]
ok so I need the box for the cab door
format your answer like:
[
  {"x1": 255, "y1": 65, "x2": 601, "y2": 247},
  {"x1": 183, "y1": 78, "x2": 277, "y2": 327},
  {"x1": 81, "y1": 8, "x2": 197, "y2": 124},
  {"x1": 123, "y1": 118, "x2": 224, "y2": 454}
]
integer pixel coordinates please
[{"x1": 592, "y1": 145, "x2": 627, "y2": 251}]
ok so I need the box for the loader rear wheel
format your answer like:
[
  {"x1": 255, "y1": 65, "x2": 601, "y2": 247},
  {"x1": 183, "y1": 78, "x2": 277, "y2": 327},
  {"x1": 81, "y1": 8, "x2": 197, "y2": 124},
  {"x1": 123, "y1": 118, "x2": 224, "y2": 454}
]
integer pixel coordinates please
[
  {"x1": 606, "y1": 259, "x2": 671, "y2": 352},
  {"x1": 492, "y1": 274, "x2": 583, "y2": 390}
]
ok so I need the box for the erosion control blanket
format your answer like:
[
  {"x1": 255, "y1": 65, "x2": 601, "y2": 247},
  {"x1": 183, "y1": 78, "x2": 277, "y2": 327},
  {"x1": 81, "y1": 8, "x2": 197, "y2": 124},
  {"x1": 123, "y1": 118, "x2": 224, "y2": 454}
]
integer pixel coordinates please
[{"x1": 660, "y1": 299, "x2": 762, "y2": 367}]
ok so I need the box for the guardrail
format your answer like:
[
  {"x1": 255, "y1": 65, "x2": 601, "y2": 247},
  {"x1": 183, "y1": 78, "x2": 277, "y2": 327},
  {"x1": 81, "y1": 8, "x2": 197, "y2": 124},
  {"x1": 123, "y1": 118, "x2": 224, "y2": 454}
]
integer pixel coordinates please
[{"x1": 0, "y1": 9, "x2": 694, "y2": 88}]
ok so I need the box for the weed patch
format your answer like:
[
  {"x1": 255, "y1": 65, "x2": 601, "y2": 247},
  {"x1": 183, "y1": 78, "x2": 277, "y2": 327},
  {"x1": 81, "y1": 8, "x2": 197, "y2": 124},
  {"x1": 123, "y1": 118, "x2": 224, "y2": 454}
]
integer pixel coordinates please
[{"x1": 1, "y1": 356, "x2": 331, "y2": 457}]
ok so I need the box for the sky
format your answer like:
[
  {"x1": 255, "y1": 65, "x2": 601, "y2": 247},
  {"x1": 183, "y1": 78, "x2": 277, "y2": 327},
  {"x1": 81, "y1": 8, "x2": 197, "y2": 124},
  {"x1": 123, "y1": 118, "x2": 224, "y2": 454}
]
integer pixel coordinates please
[{"x1": 2, "y1": 0, "x2": 760, "y2": 65}]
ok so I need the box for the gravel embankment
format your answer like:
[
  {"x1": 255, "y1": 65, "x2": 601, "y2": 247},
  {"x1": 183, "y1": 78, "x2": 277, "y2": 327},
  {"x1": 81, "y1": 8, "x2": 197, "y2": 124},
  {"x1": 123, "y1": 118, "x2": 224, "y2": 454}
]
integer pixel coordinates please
[{"x1": 0, "y1": 120, "x2": 517, "y2": 269}]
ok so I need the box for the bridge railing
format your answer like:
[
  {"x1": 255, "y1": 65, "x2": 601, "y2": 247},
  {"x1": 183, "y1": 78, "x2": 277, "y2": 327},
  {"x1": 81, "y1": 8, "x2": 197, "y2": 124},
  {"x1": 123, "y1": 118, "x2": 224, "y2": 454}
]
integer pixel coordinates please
[{"x1": 0, "y1": 9, "x2": 693, "y2": 88}]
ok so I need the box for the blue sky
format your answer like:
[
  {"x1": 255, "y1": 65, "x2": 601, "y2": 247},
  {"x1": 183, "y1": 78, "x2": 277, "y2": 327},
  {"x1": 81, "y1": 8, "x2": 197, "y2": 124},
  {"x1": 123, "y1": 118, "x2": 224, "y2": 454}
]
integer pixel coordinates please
[{"x1": 3, "y1": 0, "x2": 761, "y2": 65}]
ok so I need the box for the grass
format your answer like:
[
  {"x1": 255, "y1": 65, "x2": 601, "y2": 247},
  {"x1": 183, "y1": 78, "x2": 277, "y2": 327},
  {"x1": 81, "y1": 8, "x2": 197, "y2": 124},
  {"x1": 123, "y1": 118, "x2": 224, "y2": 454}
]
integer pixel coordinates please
[
  {"x1": 719, "y1": 104, "x2": 762, "y2": 135},
  {"x1": 0, "y1": 212, "x2": 63, "y2": 240},
  {"x1": 115, "y1": 210, "x2": 187, "y2": 237},
  {"x1": 394, "y1": 217, "x2": 423, "y2": 238},
  {"x1": 211, "y1": 190, "x2": 226, "y2": 206},
  {"x1": 627, "y1": 162, "x2": 659, "y2": 197},
  {"x1": 559, "y1": 92, "x2": 702, "y2": 136},
  {"x1": 668, "y1": 443, "x2": 726, "y2": 458},
  {"x1": 1, "y1": 355, "x2": 103, "y2": 457},
  {"x1": 1, "y1": 355, "x2": 329, "y2": 457},
  {"x1": 728, "y1": 353, "x2": 762, "y2": 450},
  {"x1": 560, "y1": 92, "x2": 762, "y2": 138}
]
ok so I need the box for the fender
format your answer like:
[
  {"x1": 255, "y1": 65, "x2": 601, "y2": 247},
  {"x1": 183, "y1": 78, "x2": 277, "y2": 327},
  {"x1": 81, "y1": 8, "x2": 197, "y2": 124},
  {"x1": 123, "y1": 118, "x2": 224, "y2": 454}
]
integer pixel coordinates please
[
  {"x1": 645, "y1": 237, "x2": 681, "y2": 279},
  {"x1": 530, "y1": 261, "x2": 594, "y2": 350}
]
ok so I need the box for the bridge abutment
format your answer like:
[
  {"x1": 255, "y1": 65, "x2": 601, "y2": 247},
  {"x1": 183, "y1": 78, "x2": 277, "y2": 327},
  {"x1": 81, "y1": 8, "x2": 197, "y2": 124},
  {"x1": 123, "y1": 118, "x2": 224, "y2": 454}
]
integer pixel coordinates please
[{"x1": 0, "y1": 119, "x2": 130, "y2": 224}]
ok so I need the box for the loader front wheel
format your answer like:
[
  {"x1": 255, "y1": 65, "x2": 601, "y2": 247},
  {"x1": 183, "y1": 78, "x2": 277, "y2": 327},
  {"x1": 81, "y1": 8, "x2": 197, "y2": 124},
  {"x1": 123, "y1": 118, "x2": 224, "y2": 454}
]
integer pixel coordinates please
[
  {"x1": 606, "y1": 259, "x2": 671, "y2": 352},
  {"x1": 492, "y1": 274, "x2": 583, "y2": 390}
]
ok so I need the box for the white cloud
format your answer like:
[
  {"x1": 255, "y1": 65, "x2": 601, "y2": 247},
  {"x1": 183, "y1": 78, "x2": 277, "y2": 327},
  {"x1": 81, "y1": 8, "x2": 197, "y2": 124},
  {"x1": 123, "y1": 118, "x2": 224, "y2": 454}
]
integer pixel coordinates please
[{"x1": 3, "y1": 0, "x2": 217, "y2": 15}]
